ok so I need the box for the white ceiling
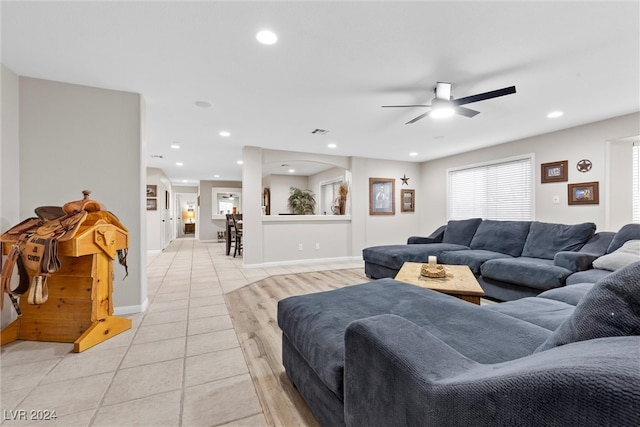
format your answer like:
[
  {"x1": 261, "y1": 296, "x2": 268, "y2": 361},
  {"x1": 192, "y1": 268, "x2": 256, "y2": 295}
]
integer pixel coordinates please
[{"x1": 2, "y1": 1, "x2": 639, "y2": 185}]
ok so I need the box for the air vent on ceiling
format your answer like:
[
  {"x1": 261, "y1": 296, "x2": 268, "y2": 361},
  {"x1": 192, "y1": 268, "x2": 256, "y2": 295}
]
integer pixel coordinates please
[{"x1": 311, "y1": 129, "x2": 329, "y2": 135}]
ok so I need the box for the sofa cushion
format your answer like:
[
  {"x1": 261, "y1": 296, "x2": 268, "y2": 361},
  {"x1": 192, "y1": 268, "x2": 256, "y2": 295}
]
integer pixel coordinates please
[
  {"x1": 592, "y1": 240, "x2": 640, "y2": 271},
  {"x1": 537, "y1": 283, "x2": 594, "y2": 306},
  {"x1": 442, "y1": 218, "x2": 482, "y2": 246},
  {"x1": 363, "y1": 243, "x2": 468, "y2": 270},
  {"x1": 607, "y1": 223, "x2": 640, "y2": 253},
  {"x1": 536, "y1": 262, "x2": 640, "y2": 352},
  {"x1": 439, "y1": 250, "x2": 511, "y2": 275},
  {"x1": 470, "y1": 220, "x2": 531, "y2": 257},
  {"x1": 566, "y1": 268, "x2": 611, "y2": 285},
  {"x1": 521, "y1": 221, "x2": 595, "y2": 260},
  {"x1": 480, "y1": 257, "x2": 572, "y2": 291},
  {"x1": 485, "y1": 297, "x2": 575, "y2": 331}
]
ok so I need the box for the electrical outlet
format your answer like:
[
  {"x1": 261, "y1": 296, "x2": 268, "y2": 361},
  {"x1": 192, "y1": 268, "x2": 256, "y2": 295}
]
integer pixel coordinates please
[
  {"x1": 315, "y1": 243, "x2": 320, "y2": 250},
  {"x1": 553, "y1": 196, "x2": 560, "y2": 205},
  {"x1": 298, "y1": 243, "x2": 303, "y2": 251}
]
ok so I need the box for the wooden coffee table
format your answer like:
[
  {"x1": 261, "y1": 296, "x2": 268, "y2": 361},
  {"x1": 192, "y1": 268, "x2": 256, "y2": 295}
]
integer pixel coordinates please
[{"x1": 394, "y1": 262, "x2": 485, "y2": 305}]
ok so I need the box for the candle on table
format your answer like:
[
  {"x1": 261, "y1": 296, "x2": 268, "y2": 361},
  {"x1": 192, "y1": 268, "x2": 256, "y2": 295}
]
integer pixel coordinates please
[{"x1": 428, "y1": 256, "x2": 437, "y2": 269}]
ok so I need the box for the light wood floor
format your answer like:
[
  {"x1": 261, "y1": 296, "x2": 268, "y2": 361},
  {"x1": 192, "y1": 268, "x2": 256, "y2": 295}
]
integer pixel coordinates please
[{"x1": 225, "y1": 268, "x2": 370, "y2": 426}]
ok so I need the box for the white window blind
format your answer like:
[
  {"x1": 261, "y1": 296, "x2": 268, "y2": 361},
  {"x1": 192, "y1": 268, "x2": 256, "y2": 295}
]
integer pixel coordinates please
[
  {"x1": 448, "y1": 156, "x2": 534, "y2": 221},
  {"x1": 633, "y1": 142, "x2": 640, "y2": 223}
]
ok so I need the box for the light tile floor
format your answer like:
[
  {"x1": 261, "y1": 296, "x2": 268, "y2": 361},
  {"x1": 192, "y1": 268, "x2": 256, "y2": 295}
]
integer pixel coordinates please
[{"x1": 0, "y1": 238, "x2": 364, "y2": 426}]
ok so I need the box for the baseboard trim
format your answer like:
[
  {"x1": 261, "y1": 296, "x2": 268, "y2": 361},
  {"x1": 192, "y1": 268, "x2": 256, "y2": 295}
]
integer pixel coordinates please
[
  {"x1": 243, "y1": 255, "x2": 363, "y2": 269},
  {"x1": 114, "y1": 297, "x2": 149, "y2": 316}
]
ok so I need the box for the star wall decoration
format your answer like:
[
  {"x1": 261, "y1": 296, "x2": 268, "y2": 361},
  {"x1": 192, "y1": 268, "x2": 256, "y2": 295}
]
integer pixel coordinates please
[
  {"x1": 400, "y1": 174, "x2": 410, "y2": 186},
  {"x1": 577, "y1": 159, "x2": 592, "y2": 172}
]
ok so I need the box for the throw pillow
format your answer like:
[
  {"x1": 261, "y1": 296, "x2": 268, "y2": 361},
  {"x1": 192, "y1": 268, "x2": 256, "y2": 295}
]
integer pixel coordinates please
[
  {"x1": 535, "y1": 261, "x2": 640, "y2": 352},
  {"x1": 592, "y1": 240, "x2": 640, "y2": 271}
]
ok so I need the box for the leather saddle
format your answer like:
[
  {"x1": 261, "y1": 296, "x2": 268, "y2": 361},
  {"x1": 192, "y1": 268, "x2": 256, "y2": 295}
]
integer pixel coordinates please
[{"x1": 0, "y1": 190, "x2": 125, "y2": 315}]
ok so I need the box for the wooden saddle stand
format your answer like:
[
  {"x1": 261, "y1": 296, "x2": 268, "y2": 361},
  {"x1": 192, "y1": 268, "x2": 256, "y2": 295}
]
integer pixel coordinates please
[{"x1": 0, "y1": 191, "x2": 131, "y2": 352}]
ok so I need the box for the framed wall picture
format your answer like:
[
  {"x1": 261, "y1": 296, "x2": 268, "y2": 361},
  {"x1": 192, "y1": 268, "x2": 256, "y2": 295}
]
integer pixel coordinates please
[
  {"x1": 568, "y1": 181, "x2": 599, "y2": 205},
  {"x1": 401, "y1": 189, "x2": 415, "y2": 212},
  {"x1": 541, "y1": 160, "x2": 568, "y2": 183},
  {"x1": 146, "y1": 198, "x2": 157, "y2": 211},
  {"x1": 369, "y1": 178, "x2": 395, "y2": 215},
  {"x1": 146, "y1": 184, "x2": 157, "y2": 198}
]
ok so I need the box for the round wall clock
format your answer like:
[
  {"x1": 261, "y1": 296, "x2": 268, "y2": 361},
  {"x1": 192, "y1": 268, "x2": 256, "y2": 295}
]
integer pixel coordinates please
[{"x1": 576, "y1": 159, "x2": 592, "y2": 172}]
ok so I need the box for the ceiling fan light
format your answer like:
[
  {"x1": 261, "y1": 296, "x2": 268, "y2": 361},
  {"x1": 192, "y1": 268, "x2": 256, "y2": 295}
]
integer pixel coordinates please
[{"x1": 431, "y1": 107, "x2": 455, "y2": 119}]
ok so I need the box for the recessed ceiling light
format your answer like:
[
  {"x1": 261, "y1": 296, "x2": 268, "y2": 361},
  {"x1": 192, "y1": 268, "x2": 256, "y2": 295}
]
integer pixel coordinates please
[
  {"x1": 547, "y1": 111, "x2": 564, "y2": 118},
  {"x1": 237, "y1": 160, "x2": 243, "y2": 165},
  {"x1": 214, "y1": 174, "x2": 220, "y2": 178},
  {"x1": 328, "y1": 143, "x2": 337, "y2": 148},
  {"x1": 170, "y1": 144, "x2": 180, "y2": 149},
  {"x1": 288, "y1": 169, "x2": 295, "y2": 173},
  {"x1": 195, "y1": 101, "x2": 211, "y2": 108},
  {"x1": 182, "y1": 180, "x2": 188, "y2": 183},
  {"x1": 219, "y1": 131, "x2": 231, "y2": 137},
  {"x1": 256, "y1": 30, "x2": 278, "y2": 45},
  {"x1": 176, "y1": 162, "x2": 184, "y2": 166},
  {"x1": 409, "y1": 152, "x2": 418, "y2": 157}
]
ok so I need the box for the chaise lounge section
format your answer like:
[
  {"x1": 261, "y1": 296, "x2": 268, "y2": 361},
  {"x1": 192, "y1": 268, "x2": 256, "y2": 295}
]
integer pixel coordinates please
[{"x1": 278, "y1": 262, "x2": 640, "y2": 426}]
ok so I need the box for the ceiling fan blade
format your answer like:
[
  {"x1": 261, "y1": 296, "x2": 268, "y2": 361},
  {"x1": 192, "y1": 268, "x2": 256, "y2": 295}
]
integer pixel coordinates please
[
  {"x1": 453, "y1": 86, "x2": 516, "y2": 106},
  {"x1": 405, "y1": 111, "x2": 430, "y2": 124},
  {"x1": 456, "y1": 106, "x2": 480, "y2": 118},
  {"x1": 381, "y1": 104, "x2": 430, "y2": 108}
]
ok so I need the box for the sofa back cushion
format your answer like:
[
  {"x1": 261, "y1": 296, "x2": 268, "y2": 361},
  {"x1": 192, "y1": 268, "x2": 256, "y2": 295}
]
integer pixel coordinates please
[
  {"x1": 607, "y1": 223, "x2": 640, "y2": 253},
  {"x1": 521, "y1": 221, "x2": 596, "y2": 259},
  {"x1": 442, "y1": 218, "x2": 482, "y2": 246},
  {"x1": 535, "y1": 261, "x2": 640, "y2": 352},
  {"x1": 469, "y1": 220, "x2": 531, "y2": 257}
]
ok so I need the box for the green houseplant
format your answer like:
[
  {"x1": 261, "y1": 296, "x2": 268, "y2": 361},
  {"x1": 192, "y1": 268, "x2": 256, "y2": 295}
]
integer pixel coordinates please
[{"x1": 288, "y1": 187, "x2": 316, "y2": 215}]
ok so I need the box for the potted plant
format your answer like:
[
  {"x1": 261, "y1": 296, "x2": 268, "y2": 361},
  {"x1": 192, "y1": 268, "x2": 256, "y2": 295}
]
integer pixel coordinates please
[{"x1": 288, "y1": 187, "x2": 316, "y2": 215}]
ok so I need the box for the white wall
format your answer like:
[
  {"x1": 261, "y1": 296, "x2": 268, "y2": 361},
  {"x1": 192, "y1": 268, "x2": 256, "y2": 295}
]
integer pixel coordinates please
[
  {"x1": 420, "y1": 113, "x2": 640, "y2": 234},
  {"x1": 267, "y1": 174, "x2": 309, "y2": 215},
  {"x1": 19, "y1": 77, "x2": 146, "y2": 313},
  {"x1": 351, "y1": 157, "x2": 423, "y2": 251},
  {"x1": 1, "y1": 64, "x2": 20, "y2": 328}
]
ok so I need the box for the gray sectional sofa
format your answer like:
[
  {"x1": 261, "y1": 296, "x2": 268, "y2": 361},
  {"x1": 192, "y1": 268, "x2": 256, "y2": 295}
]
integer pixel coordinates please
[
  {"x1": 277, "y1": 262, "x2": 640, "y2": 426},
  {"x1": 363, "y1": 219, "x2": 639, "y2": 301}
]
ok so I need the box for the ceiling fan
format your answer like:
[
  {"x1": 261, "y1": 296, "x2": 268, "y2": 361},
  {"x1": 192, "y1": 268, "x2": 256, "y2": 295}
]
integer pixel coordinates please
[{"x1": 382, "y1": 82, "x2": 516, "y2": 124}]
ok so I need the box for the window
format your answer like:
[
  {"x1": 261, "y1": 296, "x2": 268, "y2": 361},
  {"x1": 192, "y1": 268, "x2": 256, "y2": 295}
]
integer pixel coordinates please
[
  {"x1": 447, "y1": 155, "x2": 534, "y2": 221},
  {"x1": 633, "y1": 142, "x2": 640, "y2": 223},
  {"x1": 320, "y1": 178, "x2": 343, "y2": 215}
]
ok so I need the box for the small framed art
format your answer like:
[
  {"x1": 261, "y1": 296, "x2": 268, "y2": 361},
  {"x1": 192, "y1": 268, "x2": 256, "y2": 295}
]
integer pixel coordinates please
[
  {"x1": 568, "y1": 181, "x2": 599, "y2": 205},
  {"x1": 146, "y1": 185, "x2": 157, "y2": 197},
  {"x1": 146, "y1": 198, "x2": 158, "y2": 211},
  {"x1": 369, "y1": 178, "x2": 395, "y2": 215},
  {"x1": 401, "y1": 189, "x2": 415, "y2": 212},
  {"x1": 541, "y1": 160, "x2": 568, "y2": 183}
]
